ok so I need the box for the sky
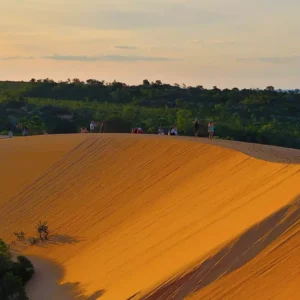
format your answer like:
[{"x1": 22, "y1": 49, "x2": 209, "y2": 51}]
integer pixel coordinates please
[{"x1": 1, "y1": 0, "x2": 300, "y2": 88}]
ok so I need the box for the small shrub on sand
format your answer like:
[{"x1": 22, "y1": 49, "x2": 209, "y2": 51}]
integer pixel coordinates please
[
  {"x1": 29, "y1": 237, "x2": 39, "y2": 245},
  {"x1": 14, "y1": 231, "x2": 26, "y2": 241},
  {"x1": 36, "y1": 221, "x2": 49, "y2": 240}
]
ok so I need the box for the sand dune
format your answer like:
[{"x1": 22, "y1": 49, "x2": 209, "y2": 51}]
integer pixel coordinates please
[{"x1": 0, "y1": 134, "x2": 299, "y2": 300}]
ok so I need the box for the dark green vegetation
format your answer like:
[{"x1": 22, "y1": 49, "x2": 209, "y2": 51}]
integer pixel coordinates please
[
  {"x1": 0, "y1": 221, "x2": 50, "y2": 299},
  {"x1": 1, "y1": 79, "x2": 300, "y2": 148},
  {"x1": 0, "y1": 239, "x2": 34, "y2": 300}
]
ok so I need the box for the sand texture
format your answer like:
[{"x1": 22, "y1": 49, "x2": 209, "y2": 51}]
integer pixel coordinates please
[{"x1": 0, "y1": 134, "x2": 299, "y2": 300}]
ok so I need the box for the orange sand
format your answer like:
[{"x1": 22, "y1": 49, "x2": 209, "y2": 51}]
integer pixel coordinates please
[{"x1": 0, "y1": 134, "x2": 299, "y2": 300}]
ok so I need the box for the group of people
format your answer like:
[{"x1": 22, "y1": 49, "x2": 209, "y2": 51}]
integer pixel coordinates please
[
  {"x1": 6, "y1": 118, "x2": 215, "y2": 138},
  {"x1": 157, "y1": 119, "x2": 215, "y2": 138},
  {"x1": 157, "y1": 126, "x2": 178, "y2": 135},
  {"x1": 8, "y1": 126, "x2": 48, "y2": 138},
  {"x1": 81, "y1": 121, "x2": 105, "y2": 133},
  {"x1": 131, "y1": 127, "x2": 143, "y2": 134},
  {"x1": 194, "y1": 119, "x2": 215, "y2": 138},
  {"x1": 8, "y1": 127, "x2": 29, "y2": 137}
]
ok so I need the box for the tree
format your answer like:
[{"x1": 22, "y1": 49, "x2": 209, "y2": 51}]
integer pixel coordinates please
[
  {"x1": 0, "y1": 271, "x2": 29, "y2": 300},
  {"x1": 0, "y1": 239, "x2": 11, "y2": 259},
  {"x1": 122, "y1": 105, "x2": 137, "y2": 122},
  {"x1": 143, "y1": 79, "x2": 150, "y2": 86},
  {"x1": 0, "y1": 239, "x2": 33, "y2": 300},
  {"x1": 11, "y1": 256, "x2": 34, "y2": 285},
  {"x1": 266, "y1": 86, "x2": 275, "y2": 91},
  {"x1": 72, "y1": 78, "x2": 82, "y2": 85},
  {"x1": 177, "y1": 109, "x2": 192, "y2": 134},
  {"x1": 86, "y1": 79, "x2": 104, "y2": 86}
]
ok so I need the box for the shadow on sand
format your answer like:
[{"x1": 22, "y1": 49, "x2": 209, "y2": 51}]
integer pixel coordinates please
[
  {"x1": 26, "y1": 256, "x2": 104, "y2": 300},
  {"x1": 142, "y1": 196, "x2": 300, "y2": 300},
  {"x1": 35, "y1": 234, "x2": 85, "y2": 248},
  {"x1": 10, "y1": 234, "x2": 84, "y2": 255}
]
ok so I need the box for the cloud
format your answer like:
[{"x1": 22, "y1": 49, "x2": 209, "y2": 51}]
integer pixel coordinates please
[
  {"x1": 192, "y1": 39, "x2": 236, "y2": 45},
  {"x1": 237, "y1": 56, "x2": 300, "y2": 64},
  {"x1": 0, "y1": 56, "x2": 35, "y2": 60},
  {"x1": 0, "y1": 54, "x2": 176, "y2": 62},
  {"x1": 43, "y1": 54, "x2": 176, "y2": 62},
  {"x1": 210, "y1": 40, "x2": 236, "y2": 45},
  {"x1": 21, "y1": 3, "x2": 233, "y2": 31},
  {"x1": 114, "y1": 46, "x2": 138, "y2": 50}
]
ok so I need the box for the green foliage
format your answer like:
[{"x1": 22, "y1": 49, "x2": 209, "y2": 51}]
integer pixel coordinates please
[
  {"x1": 104, "y1": 116, "x2": 132, "y2": 133},
  {"x1": 0, "y1": 272, "x2": 29, "y2": 300},
  {"x1": 11, "y1": 256, "x2": 34, "y2": 285},
  {"x1": 0, "y1": 239, "x2": 11, "y2": 259},
  {"x1": 0, "y1": 239, "x2": 33, "y2": 300},
  {"x1": 1, "y1": 80, "x2": 300, "y2": 149},
  {"x1": 177, "y1": 109, "x2": 192, "y2": 134}
]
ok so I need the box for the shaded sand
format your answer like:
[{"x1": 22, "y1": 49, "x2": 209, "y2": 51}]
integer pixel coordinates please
[
  {"x1": 194, "y1": 137, "x2": 300, "y2": 164},
  {"x1": 143, "y1": 198, "x2": 300, "y2": 300},
  {"x1": 26, "y1": 256, "x2": 105, "y2": 300},
  {"x1": 0, "y1": 134, "x2": 299, "y2": 299},
  {"x1": 186, "y1": 202, "x2": 300, "y2": 300}
]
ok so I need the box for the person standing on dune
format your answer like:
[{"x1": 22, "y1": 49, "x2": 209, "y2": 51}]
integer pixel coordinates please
[
  {"x1": 8, "y1": 128, "x2": 13, "y2": 138},
  {"x1": 100, "y1": 122, "x2": 104, "y2": 133},
  {"x1": 170, "y1": 126, "x2": 178, "y2": 136},
  {"x1": 209, "y1": 121, "x2": 215, "y2": 139},
  {"x1": 23, "y1": 127, "x2": 29, "y2": 136},
  {"x1": 194, "y1": 118, "x2": 199, "y2": 137},
  {"x1": 90, "y1": 121, "x2": 95, "y2": 133},
  {"x1": 137, "y1": 127, "x2": 142, "y2": 134}
]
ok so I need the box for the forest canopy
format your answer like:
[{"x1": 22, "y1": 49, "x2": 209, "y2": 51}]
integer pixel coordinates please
[{"x1": 0, "y1": 79, "x2": 300, "y2": 149}]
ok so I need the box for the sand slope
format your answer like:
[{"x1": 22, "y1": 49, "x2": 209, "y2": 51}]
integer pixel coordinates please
[
  {"x1": 186, "y1": 200, "x2": 300, "y2": 300},
  {"x1": 0, "y1": 134, "x2": 299, "y2": 300},
  {"x1": 0, "y1": 135, "x2": 88, "y2": 207}
]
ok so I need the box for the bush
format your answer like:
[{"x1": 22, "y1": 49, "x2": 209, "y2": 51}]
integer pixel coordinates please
[
  {"x1": 36, "y1": 221, "x2": 49, "y2": 240},
  {"x1": 104, "y1": 116, "x2": 132, "y2": 133},
  {"x1": 0, "y1": 272, "x2": 29, "y2": 300},
  {"x1": 0, "y1": 239, "x2": 33, "y2": 300},
  {"x1": 0, "y1": 239, "x2": 11, "y2": 259},
  {"x1": 11, "y1": 256, "x2": 34, "y2": 285},
  {"x1": 14, "y1": 231, "x2": 26, "y2": 241},
  {"x1": 29, "y1": 237, "x2": 39, "y2": 245}
]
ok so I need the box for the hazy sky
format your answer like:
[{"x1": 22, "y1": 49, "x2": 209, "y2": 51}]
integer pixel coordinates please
[{"x1": 1, "y1": 0, "x2": 300, "y2": 88}]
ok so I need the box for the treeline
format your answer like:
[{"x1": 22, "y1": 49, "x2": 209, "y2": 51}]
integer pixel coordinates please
[{"x1": 0, "y1": 79, "x2": 300, "y2": 148}]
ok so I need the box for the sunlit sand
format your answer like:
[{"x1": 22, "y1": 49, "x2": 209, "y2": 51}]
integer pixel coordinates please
[{"x1": 0, "y1": 134, "x2": 299, "y2": 300}]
